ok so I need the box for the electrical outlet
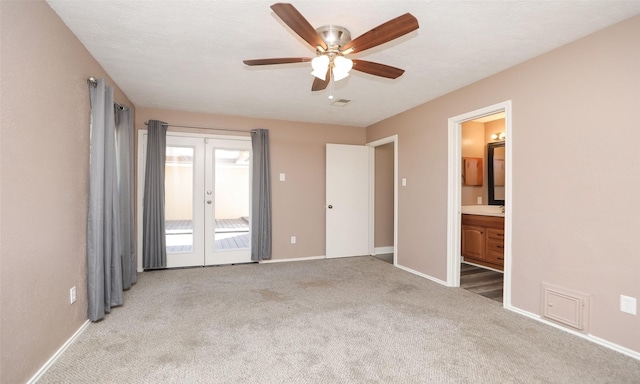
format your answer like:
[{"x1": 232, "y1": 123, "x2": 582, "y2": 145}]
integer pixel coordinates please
[
  {"x1": 70, "y1": 286, "x2": 77, "y2": 304},
  {"x1": 290, "y1": 236, "x2": 296, "y2": 244},
  {"x1": 620, "y1": 295, "x2": 636, "y2": 315}
]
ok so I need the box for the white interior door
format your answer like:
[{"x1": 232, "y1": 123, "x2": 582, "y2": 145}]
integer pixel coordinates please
[
  {"x1": 138, "y1": 132, "x2": 252, "y2": 269},
  {"x1": 326, "y1": 144, "x2": 371, "y2": 258}
]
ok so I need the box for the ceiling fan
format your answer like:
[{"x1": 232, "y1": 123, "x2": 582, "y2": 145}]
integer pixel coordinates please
[{"x1": 243, "y1": 3, "x2": 419, "y2": 92}]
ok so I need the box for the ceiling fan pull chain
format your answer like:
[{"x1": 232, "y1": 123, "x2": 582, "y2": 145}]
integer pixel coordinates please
[{"x1": 328, "y1": 75, "x2": 334, "y2": 100}]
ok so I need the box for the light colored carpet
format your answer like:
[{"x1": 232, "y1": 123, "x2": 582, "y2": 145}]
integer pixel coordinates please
[{"x1": 39, "y1": 257, "x2": 640, "y2": 383}]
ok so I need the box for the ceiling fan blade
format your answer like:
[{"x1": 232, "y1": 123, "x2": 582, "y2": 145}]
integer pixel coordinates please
[
  {"x1": 352, "y1": 60, "x2": 405, "y2": 79},
  {"x1": 342, "y1": 13, "x2": 418, "y2": 54},
  {"x1": 311, "y1": 67, "x2": 330, "y2": 91},
  {"x1": 271, "y1": 3, "x2": 327, "y2": 51},
  {"x1": 243, "y1": 57, "x2": 311, "y2": 66}
]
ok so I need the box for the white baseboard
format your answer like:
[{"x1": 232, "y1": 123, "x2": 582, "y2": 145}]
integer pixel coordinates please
[
  {"x1": 260, "y1": 255, "x2": 325, "y2": 263},
  {"x1": 374, "y1": 246, "x2": 394, "y2": 255},
  {"x1": 28, "y1": 319, "x2": 91, "y2": 384},
  {"x1": 506, "y1": 305, "x2": 640, "y2": 361},
  {"x1": 588, "y1": 334, "x2": 640, "y2": 361},
  {"x1": 395, "y1": 263, "x2": 448, "y2": 286}
]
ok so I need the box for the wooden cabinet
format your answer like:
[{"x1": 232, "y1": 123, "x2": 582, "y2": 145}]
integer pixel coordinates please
[
  {"x1": 462, "y1": 157, "x2": 483, "y2": 186},
  {"x1": 461, "y1": 225, "x2": 485, "y2": 259},
  {"x1": 461, "y1": 214, "x2": 504, "y2": 271}
]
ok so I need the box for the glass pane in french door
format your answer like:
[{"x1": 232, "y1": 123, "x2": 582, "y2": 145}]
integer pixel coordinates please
[
  {"x1": 213, "y1": 149, "x2": 250, "y2": 250},
  {"x1": 163, "y1": 136, "x2": 205, "y2": 269},
  {"x1": 165, "y1": 146, "x2": 194, "y2": 253}
]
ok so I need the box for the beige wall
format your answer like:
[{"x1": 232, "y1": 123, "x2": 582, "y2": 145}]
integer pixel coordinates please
[
  {"x1": 165, "y1": 164, "x2": 194, "y2": 220},
  {"x1": 215, "y1": 166, "x2": 250, "y2": 220},
  {"x1": 135, "y1": 108, "x2": 366, "y2": 260},
  {"x1": 164, "y1": 153, "x2": 250, "y2": 221},
  {"x1": 0, "y1": 1, "x2": 134, "y2": 383},
  {"x1": 461, "y1": 121, "x2": 485, "y2": 205},
  {"x1": 367, "y1": 15, "x2": 640, "y2": 353},
  {"x1": 374, "y1": 142, "x2": 394, "y2": 248}
]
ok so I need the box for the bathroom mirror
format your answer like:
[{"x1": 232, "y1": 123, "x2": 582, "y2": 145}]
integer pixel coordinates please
[{"x1": 487, "y1": 142, "x2": 505, "y2": 205}]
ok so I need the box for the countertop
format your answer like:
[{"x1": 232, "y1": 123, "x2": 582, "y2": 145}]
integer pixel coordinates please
[{"x1": 461, "y1": 205, "x2": 505, "y2": 217}]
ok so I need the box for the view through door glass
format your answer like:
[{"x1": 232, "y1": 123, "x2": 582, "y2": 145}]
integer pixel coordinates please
[
  {"x1": 165, "y1": 146, "x2": 195, "y2": 253},
  {"x1": 163, "y1": 137, "x2": 205, "y2": 268},
  {"x1": 213, "y1": 149, "x2": 250, "y2": 250}
]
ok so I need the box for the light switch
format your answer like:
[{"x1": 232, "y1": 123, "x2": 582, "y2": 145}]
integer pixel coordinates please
[
  {"x1": 279, "y1": 173, "x2": 285, "y2": 181},
  {"x1": 401, "y1": 178, "x2": 407, "y2": 187}
]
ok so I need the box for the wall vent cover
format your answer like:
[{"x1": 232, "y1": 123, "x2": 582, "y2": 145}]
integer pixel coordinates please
[
  {"x1": 331, "y1": 99, "x2": 351, "y2": 107},
  {"x1": 541, "y1": 283, "x2": 590, "y2": 332}
]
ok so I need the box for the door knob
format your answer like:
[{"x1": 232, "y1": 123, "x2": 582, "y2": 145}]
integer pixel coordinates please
[
  {"x1": 328, "y1": 205, "x2": 333, "y2": 209},
  {"x1": 207, "y1": 200, "x2": 212, "y2": 204}
]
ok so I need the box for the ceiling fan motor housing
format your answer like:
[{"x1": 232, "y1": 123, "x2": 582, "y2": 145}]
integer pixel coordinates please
[{"x1": 315, "y1": 25, "x2": 352, "y2": 51}]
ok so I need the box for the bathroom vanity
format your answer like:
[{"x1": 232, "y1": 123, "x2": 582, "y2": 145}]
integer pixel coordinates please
[{"x1": 461, "y1": 206, "x2": 505, "y2": 271}]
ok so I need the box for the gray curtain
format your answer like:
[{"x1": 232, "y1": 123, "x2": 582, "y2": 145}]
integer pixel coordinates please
[
  {"x1": 116, "y1": 107, "x2": 136, "y2": 289},
  {"x1": 251, "y1": 129, "x2": 272, "y2": 261},
  {"x1": 142, "y1": 120, "x2": 168, "y2": 269},
  {"x1": 87, "y1": 79, "x2": 133, "y2": 321}
]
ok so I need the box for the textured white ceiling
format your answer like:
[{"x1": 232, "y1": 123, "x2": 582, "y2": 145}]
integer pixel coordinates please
[{"x1": 46, "y1": 0, "x2": 640, "y2": 127}]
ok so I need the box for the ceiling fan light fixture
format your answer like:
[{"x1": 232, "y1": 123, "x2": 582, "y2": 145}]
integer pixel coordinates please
[
  {"x1": 334, "y1": 56, "x2": 353, "y2": 71},
  {"x1": 332, "y1": 55, "x2": 353, "y2": 81},
  {"x1": 332, "y1": 68, "x2": 350, "y2": 81},
  {"x1": 311, "y1": 55, "x2": 330, "y2": 80}
]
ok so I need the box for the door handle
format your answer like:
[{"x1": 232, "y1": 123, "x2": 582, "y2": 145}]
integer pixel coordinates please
[
  {"x1": 328, "y1": 205, "x2": 333, "y2": 209},
  {"x1": 207, "y1": 200, "x2": 212, "y2": 204}
]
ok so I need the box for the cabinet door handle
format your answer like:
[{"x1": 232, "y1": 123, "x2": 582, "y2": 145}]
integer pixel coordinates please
[
  {"x1": 496, "y1": 233, "x2": 504, "y2": 237},
  {"x1": 497, "y1": 257, "x2": 504, "y2": 260},
  {"x1": 497, "y1": 245, "x2": 504, "y2": 249}
]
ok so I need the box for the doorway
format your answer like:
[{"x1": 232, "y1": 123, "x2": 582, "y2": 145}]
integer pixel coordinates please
[
  {"x1": 368, "y1": 135, "x2": 398, "y2": 265},
  {"x1": 447, "y1": 101, "x2": 512, "y2": 307},
  {"x1": 137, "y1": 132, "x2": 253, "y2": 270},
  {"x1": 324, "y1": 137, "x2": 398, "y2": 263}
]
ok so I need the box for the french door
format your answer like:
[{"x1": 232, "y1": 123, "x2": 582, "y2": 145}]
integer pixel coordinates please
[{"x1": 137, "y1": 132, "x2": 252, "y2": 269}]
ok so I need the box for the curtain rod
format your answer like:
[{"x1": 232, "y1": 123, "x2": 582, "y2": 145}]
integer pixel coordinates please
[
  {"x1": 144, "y1": 121, "x2": 254, "y2": 134},
  {"x1": 87, "y1": 77, "x2": 127, "y2": 110}
]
